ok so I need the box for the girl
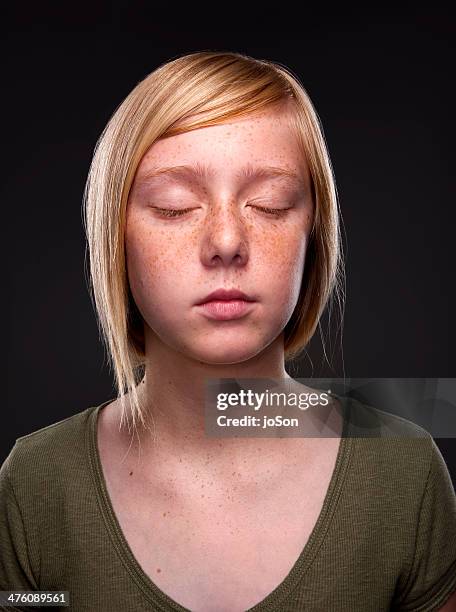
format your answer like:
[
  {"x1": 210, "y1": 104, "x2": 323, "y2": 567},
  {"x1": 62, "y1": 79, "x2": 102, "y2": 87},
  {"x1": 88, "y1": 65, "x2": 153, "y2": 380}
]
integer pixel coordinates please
[{"x1": 1, "y1": 51, "x2": 455, "y2": 612}]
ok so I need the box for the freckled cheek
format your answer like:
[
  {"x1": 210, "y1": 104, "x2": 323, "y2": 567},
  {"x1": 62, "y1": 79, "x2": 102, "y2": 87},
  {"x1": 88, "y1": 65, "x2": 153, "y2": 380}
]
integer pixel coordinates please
[
  {"x1": 125, "y1": 227, "x2": 168, "y2": 285},
  {"x1": 252, "y1": 236, "x2": 306, "y2": 311},
  {"x1": 255, "y1": 228, "x2": 307, "y2": 276}
]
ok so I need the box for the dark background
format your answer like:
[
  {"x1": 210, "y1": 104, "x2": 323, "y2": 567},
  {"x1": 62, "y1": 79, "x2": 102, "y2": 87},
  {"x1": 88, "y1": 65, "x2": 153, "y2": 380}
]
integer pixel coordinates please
[{"x1": 3, "y1": 4, "x2": 455, "y2": 483}]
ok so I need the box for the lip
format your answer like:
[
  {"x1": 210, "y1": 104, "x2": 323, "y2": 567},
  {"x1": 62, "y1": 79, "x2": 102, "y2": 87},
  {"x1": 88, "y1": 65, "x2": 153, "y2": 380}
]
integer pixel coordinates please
[
  {"x1": 196, "y1": 288, "x2": 255, "y2": 305},
  {"x1": 196, "y1": 299, "x2": 256, "y2": 321},
  {"x1": 194, "y1": 288, "x2": 257, "y2": 321}
]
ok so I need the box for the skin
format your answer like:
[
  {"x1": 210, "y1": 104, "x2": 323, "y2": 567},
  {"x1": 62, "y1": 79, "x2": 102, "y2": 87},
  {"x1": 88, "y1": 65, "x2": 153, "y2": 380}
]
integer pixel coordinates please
[
  {"x1": 98, "y1": 103, "x2": 456, "y2": 612},
  {"x1": 96, "y1": 103, "x2": 346, "y2": 610},
  {"x1": 439, "y1": 592, "x2": 456, "y2": 611},
  {"x1": 127, "y1": 108, "x2": 311, "y2": 371},
  {"x1": 104, "y1": 102, "x2": 343, "y2": 471},
  {"x1": 127, "y1": 104, "x2": 313, "y2": 440}
]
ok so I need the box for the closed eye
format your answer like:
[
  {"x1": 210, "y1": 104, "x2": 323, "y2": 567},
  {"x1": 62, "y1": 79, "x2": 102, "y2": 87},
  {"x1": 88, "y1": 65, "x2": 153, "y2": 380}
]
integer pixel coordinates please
[
  {"x1": 151, "y1": 207, "x2": 195, "y2": 218},
  {"x1": 250, "y1": 205, "x2": 292, "y2": 217},
  {"x1": 150, "y1": 205, "x2": 293, "y2": 219}
]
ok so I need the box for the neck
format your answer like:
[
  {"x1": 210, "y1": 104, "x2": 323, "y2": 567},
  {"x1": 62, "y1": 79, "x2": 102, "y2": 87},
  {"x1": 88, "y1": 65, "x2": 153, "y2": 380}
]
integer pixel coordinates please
[{"x1": 120, "y1": 328, "x2": 295, "y2": 461}]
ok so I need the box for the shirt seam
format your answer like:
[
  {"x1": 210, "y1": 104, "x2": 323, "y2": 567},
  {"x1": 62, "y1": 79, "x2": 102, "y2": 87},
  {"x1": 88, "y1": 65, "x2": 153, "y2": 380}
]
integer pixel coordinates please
[
  {"x1": 3, "y1": 453, "x2": 40, "y2": 588},
  {"x1": 394, "y1": 435, "x2": 434, "y2": 606},
  {"x1": 397, "y1": 557, "x2": 456, "y2": 611},
  {"x1": 270, "y1": 435, "x2": 356, "y2": 610},
  {"x1": 86, "y1": 397, "x2": 354, "y2": 612},
  {"x1": 85, "y1": 403, "x2": 181, "y2": 612}
]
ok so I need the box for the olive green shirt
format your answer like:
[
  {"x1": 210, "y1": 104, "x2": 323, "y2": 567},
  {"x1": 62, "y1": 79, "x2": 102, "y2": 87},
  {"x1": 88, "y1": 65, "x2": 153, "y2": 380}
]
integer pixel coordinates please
[{"x1": 1, "y1": 394, "x2": 456, "y2": 611}]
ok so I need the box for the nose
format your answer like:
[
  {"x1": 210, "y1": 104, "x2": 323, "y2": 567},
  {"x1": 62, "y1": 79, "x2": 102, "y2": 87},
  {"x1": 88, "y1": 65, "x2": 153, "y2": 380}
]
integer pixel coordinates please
[{"x1": 200, "y1": 200, "x2": 249, "y2": 268}]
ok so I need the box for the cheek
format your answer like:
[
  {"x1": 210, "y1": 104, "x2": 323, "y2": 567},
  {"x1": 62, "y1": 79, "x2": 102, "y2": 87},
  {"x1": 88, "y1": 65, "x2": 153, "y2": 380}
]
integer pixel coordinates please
[
  {"x1": 255, "y1": 224, "x2": 308, "y2": 288},
  {"x1": 125, "y1": 215, "x2": 186, "y2": 286},
  {"x1": 125, "y1": 221, "x2": 177, "y2": 315}
]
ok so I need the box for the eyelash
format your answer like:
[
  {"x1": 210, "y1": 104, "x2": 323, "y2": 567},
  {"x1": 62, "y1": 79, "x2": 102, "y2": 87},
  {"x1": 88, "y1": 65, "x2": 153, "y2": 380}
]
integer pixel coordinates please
[
  {"x1": 152, "y1": 205, "x2": 291, "y2": 218},
  {"x1": 252, "y1": 205, "x2": 291, "y2": 217},
  {"x1": 153, "y1": 207, "x2": 192, "y2": 218}
]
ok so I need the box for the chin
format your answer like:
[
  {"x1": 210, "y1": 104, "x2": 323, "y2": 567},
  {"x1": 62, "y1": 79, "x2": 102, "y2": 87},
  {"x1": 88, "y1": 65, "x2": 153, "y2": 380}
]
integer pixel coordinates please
[{"x1": 189, "y1": 337, "x2": 273, "y2": 365}]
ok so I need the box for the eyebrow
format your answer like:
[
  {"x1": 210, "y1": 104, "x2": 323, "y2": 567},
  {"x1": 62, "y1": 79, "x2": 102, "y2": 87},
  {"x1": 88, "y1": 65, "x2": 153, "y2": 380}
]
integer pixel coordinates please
[{"x1": 135, "y1": 162, "x2": 305, "y2": 188}]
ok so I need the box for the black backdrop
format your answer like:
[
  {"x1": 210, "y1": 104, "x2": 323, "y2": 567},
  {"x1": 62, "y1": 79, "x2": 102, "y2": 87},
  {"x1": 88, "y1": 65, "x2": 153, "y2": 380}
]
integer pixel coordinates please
[{"x1": 3, "y1": 4, "x2": 455, "y2": 483}]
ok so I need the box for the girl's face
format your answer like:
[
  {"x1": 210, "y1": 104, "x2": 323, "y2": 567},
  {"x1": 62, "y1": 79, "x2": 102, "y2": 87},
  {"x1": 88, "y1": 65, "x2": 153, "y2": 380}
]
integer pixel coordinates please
[{"x1": 125, "y1": 106, "x2": 314, "y2": 364}]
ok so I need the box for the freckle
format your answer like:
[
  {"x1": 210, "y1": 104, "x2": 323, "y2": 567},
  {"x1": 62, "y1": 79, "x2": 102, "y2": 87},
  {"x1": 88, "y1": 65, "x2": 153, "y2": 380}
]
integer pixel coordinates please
[{"x1": 157, "y1": 568, "x2": 161, "y2": 573}]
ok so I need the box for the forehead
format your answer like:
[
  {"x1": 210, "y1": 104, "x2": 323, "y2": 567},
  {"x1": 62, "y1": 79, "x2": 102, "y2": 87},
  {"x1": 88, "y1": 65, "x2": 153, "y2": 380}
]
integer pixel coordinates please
[{"x1": 134, "y1": 108, "x2": 307, "y2": 186}]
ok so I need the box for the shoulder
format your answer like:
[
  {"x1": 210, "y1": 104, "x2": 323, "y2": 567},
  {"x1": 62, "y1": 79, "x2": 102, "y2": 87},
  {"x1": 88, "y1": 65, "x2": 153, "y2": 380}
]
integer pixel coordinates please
[
  {"x1": 1, "y1": 403, "x2": 102, "y2": 503},
  {"x1": 341, "y1": 393, "x2": 456, "y2": 582},
  {"x1": 0, "y1": 402, "x2": 108, "y2": 590},
  {"x1": 343, "y1": 393, "x2": 432, "y2": 440},
  {"x1": 342, "y1": 394, "x2": 441, "y2": 498},
  {"x1": 341, "y1": 396, "x2": 455, "y2": 568}
]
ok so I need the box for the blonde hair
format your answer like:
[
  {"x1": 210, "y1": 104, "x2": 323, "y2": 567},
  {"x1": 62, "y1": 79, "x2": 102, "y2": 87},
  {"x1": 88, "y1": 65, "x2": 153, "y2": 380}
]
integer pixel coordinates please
[{"x1": 82, "y1": 50, "x2": 345, "y2": 434}]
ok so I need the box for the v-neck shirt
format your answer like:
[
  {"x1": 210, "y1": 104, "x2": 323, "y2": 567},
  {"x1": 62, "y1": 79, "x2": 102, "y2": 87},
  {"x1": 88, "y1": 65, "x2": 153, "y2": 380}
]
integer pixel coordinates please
[{"x1": 1, "y1": 393, "x2": 455, "y2": 611}]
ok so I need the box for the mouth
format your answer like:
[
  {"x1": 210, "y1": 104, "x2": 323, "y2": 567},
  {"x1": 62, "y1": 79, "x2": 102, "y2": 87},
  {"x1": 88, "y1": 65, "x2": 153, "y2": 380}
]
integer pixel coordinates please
[
  {"x1": 195, "y1": 288, "x2": 255, "y2": 304},
  {"x1": 195, "y1": 299, "x2": 256, "y2": 321},
  {"x1": 194, "y1": 288, "x2": 257, "y2": 321}
]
